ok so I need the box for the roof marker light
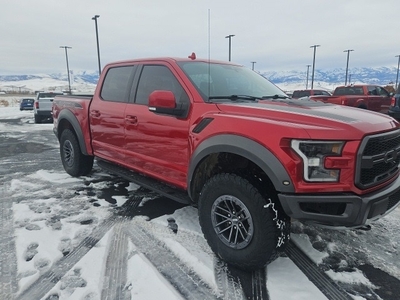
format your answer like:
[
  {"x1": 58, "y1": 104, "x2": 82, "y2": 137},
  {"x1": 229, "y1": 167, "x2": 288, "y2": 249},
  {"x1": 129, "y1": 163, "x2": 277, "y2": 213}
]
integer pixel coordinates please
[{"x1": 188, "y1": 52, "x2": 196, "y2": 60}]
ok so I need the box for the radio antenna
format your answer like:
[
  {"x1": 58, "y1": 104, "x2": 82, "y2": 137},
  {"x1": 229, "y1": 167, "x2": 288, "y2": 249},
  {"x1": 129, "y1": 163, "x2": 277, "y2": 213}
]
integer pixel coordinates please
[{"x1": 207, "y1": 9, "x2": 211, "y2": 99}]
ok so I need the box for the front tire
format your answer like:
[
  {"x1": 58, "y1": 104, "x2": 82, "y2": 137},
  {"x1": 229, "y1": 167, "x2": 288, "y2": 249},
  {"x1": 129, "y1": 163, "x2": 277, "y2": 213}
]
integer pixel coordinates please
[
  {"x1": 198, "y1": 173, "x2": 290, "y2": 270},
  {"x1": 60, "y1": 129, "x2": 94, "y2": 177}
]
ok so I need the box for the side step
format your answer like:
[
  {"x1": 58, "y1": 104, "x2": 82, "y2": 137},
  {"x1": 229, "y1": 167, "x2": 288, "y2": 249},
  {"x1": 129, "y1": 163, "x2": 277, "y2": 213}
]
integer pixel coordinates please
[{"x1": 96, "y1": 159, "x2": 192, "y2": 205}]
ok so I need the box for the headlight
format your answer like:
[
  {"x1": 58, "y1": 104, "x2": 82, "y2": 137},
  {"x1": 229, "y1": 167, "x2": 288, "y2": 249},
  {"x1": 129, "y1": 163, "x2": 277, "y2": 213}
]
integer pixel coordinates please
[{"x1": 291, "y1": 140, "x2": 344, "y2": 182}]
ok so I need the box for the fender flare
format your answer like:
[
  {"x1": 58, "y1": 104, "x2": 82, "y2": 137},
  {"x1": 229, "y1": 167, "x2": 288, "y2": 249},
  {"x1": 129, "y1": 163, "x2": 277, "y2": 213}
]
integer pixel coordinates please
[
  {"x1": 57, "y1": 109, "x2": 89, "y2": 155},
  {"x1": 187, "y1": 134, "x2": 294, "y2": 199},
  {"x1": 355, "y1": 98, "x2": 367, "y2": 108}
]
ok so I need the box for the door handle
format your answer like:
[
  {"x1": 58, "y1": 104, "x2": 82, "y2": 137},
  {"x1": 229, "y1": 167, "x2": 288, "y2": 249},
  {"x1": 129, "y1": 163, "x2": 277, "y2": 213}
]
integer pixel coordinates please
[
  {"x1": 125, "y1": 115, "x2": 138, "y2": 125},
  {"x1": 90, "y1": 110, "x2": 101, "y2": 118}
]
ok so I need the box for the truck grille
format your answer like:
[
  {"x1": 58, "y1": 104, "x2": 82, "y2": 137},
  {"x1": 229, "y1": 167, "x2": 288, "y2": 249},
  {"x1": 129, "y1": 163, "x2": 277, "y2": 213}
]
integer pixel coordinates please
[{"x1": 355, "y1": 129, "x2": 400, "y2": 189}]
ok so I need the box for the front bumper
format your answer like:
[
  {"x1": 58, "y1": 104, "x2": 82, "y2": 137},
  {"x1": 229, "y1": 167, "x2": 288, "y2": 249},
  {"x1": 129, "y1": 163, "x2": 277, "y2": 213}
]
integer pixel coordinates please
[{"x1": 278, "y1": 175, "x2": 400, "y2": 228}]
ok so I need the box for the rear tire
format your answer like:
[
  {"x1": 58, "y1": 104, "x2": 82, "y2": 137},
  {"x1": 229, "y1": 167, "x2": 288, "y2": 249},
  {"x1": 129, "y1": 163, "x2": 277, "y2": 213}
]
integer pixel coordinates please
[
  {"x1": 60, "y1": 129, "x2": 94, "y2": 177},
  {"x1": 198, "y1": 173, "x2": 290, "y2": 271},
  {"x1": 34, "y1": 114, "x2": 41, "y2": 123}
]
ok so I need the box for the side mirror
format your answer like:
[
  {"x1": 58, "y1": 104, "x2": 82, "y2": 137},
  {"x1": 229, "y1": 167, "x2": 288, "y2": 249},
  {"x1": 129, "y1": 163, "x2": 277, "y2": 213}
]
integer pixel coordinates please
[{"x1": 148, "y1": 90, "x2": 186, "y2": 116}]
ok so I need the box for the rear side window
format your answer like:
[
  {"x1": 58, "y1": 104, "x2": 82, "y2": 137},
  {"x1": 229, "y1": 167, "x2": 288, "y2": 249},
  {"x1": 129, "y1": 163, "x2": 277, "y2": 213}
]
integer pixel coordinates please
[
  {"x1": 292, "y1": 90, "x2": 310, "y2": 98},
  {"x1": 334, "y1": 87, "x2": 363, "y2": 95},
  {"x1": 101, "y1": 66, "x2": 134, "y2": 102}
]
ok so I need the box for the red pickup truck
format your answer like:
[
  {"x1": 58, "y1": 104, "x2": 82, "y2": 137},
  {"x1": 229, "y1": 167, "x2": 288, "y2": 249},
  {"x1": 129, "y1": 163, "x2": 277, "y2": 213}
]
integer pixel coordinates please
[
  {"x1": 310, "y1": 84, "x2": 392, "y2": 113},
  {"x1": 52, "y1": 56, "x2": 400, "y2": 270}
]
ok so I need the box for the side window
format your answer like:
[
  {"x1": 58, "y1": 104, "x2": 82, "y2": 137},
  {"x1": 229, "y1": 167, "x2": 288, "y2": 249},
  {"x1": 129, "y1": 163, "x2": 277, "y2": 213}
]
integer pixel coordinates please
[
  {"x1": 367, "y1": 86, "x2": 378, "y2": 95},
  {"x1": 377, "y1": 87, "x2": 389, "y2": 96},
  {"x1": 100, "y1": 66, "x2": 134, "y2": 102},
  {"x1": 135, "y1": 65, "x2": 189, "y2": 105}
]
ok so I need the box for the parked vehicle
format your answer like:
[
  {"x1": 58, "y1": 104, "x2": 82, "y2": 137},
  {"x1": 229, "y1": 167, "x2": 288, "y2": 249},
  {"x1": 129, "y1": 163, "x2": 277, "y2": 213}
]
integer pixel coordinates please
[
  {"x1": 292, "y1": 89, "x2": 331, "y2": 99},
  {"x1": 19, "y1": 98, "x2": 34, "y2": 111},
  {"x1": 52, "y1": 56, "x2": 400, "y2": 270},
  {"x1": 34, "y1": 91, "x2": 63, "y2": 123},
  {"x1": 388, "y1": 84, "x2": 400, "y2": 121},
  {"x1": 311, "y1": 84, "x2": 392, "y2": 113}
]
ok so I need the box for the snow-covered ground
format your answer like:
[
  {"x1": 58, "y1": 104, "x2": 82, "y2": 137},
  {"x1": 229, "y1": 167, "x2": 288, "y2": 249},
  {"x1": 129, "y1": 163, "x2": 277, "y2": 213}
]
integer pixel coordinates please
[{"x1": 1, "y1": 96, "x2": 399, "y2": 300}]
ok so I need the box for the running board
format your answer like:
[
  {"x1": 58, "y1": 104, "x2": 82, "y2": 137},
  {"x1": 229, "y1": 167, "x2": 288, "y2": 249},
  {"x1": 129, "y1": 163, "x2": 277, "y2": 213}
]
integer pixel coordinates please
[{"x1": 96, "y1": 159, "x2": 192, "y2": 205}]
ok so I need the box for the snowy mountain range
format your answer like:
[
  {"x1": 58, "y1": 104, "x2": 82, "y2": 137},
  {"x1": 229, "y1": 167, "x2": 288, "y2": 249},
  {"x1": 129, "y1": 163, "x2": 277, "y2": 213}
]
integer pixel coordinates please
[{"x1": 0, "y1": 67, "x2": 398, "y2": 94}]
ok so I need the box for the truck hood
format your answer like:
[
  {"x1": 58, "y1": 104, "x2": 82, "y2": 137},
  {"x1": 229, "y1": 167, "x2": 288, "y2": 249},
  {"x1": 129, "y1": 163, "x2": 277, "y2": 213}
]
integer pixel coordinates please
[{"x1": 215, "y1": 98, "x2": 398, "y2": 139}]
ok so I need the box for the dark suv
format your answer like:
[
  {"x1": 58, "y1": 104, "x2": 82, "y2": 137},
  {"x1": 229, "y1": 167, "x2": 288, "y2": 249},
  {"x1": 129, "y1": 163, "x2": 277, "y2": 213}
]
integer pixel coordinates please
[{"x1": 388, "y1": 85, "x2": 400, "y2": 121}]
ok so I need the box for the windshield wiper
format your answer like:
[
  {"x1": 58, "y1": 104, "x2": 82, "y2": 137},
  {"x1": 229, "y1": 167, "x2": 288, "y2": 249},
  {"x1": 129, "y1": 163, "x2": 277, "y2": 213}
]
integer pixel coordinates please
[
  {"x1": 261, "y1": 94, "x2": 289, "y2": 99},
  {"x1": 208, "y1": 95, "x2": 258, "y2": 101}
]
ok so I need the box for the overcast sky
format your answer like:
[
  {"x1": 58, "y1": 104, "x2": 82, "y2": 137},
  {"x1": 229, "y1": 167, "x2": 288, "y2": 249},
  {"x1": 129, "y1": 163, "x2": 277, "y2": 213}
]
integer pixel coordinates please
[{"x1": 2, "y1": 0, "x2": 400, "y2": 75}]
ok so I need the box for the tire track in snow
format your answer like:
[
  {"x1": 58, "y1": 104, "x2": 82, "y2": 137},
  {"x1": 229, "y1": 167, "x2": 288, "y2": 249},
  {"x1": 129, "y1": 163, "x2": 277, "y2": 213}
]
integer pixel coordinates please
[
  {"x1": 214, "y1": 257, "x2": 269, "y2": 300},
  {"x1": 123, "y1": 219, "x2": 222, "y2": 300},
  {"x1": 285, "y1": 240, "x2": 353, "y2": 300},
  {"x1": 101, "y1": 220, "x2": 130, "y2": 300},
  {"x1": 0, "y1": 188, "x2": 19, "y2": 300},
  {"x1": 16, "y1": 215, "x2": 119, "y2": 300}
]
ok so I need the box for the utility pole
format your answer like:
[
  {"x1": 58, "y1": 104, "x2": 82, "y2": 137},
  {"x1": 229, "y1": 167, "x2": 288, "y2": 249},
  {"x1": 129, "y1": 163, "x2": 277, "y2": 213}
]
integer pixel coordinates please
[
  {"x1": 396, "y1": 55, "x2": 400, "y2": 90},
  {"x1": 60, "y1": 46, "x2": 72, "y2": 94},
  {"x1": 225, "y1": 34, "x2": 235, "y2": 61},
  {"x1": 310, "y1": 45, "x2": 320, "y2": 89},
  {"x1": 92, "y1": 15, "x2": 102, "y2": 77},
  {"x1": 344, "y1": 49, "x2": 354, "y2": 85},
  {"x1": 251, "y1": 61, "x2": 256, "y2": 71},
  {"x1": 306, "y1": 64, "x2": 311, "y2": 89}
]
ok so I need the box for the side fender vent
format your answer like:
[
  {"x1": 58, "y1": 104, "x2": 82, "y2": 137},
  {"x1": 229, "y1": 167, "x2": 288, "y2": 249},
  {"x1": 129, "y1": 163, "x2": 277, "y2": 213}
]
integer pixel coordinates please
[{"x1": 192, "y1": 118, "x2": 213, "y2": 134}]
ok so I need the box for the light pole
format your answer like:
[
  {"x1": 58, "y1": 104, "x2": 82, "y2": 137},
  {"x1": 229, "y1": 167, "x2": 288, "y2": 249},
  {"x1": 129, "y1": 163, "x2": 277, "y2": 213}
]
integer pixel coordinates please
[
  {"x1": 251, "y1": 61, "x2": 256, "y2": 71},
  {"x1": 395, "y1": 55, "x2": 400, "y2": 90},
  {"x1": 60, "y1": 46, "x2": 72, "y2": 94},
  {"x1": 306, "y1": 64, "x2": 311, "y2": 89},
  {"x1": 344, "y1": 49, "x2": 354, "y2": 85},
  {"x1": 310, "y1": 45, "x2": 320, "y2": 89},
  {"x1": 225, "y1": 34, "x2": 235, "y2": 61},
  {"x1": 92, "y1": 15, "x2": 101, "y2": 77}
]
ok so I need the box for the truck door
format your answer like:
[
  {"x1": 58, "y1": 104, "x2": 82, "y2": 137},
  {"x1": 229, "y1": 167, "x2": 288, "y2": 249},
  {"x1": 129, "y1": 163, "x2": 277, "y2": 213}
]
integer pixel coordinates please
[
  {"x1": 367, "y1": 86, "x2": 390, "y2": 112},
  {"x1": 124, "y1": 64, "x2": 191, "y2": 189},
  {"x1": 376, "y1": 86, "x2": 391, "y2": 113},
  {"x1": 90, "y1": 65, "x2": 135, "y2": 163}
]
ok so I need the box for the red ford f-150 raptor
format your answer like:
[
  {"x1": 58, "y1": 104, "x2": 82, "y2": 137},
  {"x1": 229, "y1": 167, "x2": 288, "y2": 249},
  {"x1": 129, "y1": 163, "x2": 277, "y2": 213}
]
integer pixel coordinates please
[{"x1": 52, "y1": 56, "x2": 400, "y2": 270}]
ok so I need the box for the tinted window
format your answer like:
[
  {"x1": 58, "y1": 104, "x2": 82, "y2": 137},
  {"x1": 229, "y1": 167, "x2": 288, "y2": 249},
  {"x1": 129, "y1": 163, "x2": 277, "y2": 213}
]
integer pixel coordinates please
[
  {"x1": 292, "y1": 91, "x2": 310, "y2": 98},
  {"x1": 334, "y1": 87, "x2": 363, "y2": 95},
  {"x1": 376, "y1": 87, "x2": 389, "y2": 96},
  {"x1": 38, "y1": 92, "x2": 63, "y2": 98},
  {"x1": 135, "y1": 65, "x2": 189, "y2": 105},
  {"x1": 101, "y1": 66, "x2": 134, "y2": 102},
  {"x1": 367, "y1": 86, "x2": 378, "y2": 95}
]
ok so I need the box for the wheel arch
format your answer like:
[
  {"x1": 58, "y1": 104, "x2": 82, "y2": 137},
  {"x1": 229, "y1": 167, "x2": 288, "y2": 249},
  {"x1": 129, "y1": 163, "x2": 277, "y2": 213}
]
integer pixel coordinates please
[
  {"x1": 187, "y1": 134, "x2": 294, "y2": 203},
  {"x1": 355, "y1": 98, "x2": 367, "y2": 109},
  {"x1": 57, "y1": 109, "x2": 89, "y2": 155}
]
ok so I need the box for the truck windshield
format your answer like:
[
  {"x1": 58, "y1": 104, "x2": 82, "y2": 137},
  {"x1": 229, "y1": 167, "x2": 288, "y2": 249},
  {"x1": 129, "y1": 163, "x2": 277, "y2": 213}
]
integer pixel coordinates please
[{"x1": 177, "y1": 61, "x2": 287, "y2": 102}]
